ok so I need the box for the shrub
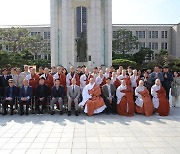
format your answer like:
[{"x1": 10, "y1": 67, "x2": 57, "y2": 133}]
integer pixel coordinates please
[{"x1": 112, "y1": 59, "x2": 137, "y2": 69}]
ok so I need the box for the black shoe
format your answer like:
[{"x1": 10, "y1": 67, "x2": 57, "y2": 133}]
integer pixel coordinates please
[
  {"x1": 51, "y1": 110, "x2": 55, "y2": 115},
  {"x1": 59, "y1": 111, "x2": 63, "y2": 115},
  {"x1": 112, "y1": 110, "x2": 117, "y2": 115},
  {"x1": 10, "y1": 111, "x2": 14, "y2": 115},
  {"x1": 106, "y1": 110, "x2": 110, "y2": 115},
  {"x1": 25, "y1": 111, "x2": 29, "y2": 115},
  {"x1": 68, "y1": 111, "x2": 71, "y2": 116},
  {"x1": 75, "y1": 110, "x2": 79, "y2": 116},
  {"x1": 36, "y1": 110, "x2": 40, "y2": 115},
  {"x1": 20, "y1": 112, "x2": 24, "y2": 116},
  {"x1": 2, "y1": 111, "x2": 7, "y2": 116},
  {"x1": 40, "y1": 110, "x2": 43, "y2": 115}
]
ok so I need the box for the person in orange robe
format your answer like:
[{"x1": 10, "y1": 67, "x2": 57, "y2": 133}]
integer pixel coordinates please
[
  {"x1": 79, "y1": 77, "x2": 106, "y2": 116},
  {"x1": 40, "y1": 67, "x2": 54, "y2": 95},
  {"x1": 151, "y1": 79, "x2": 170, "y2": 116},
  {"x1": 66, "y1": 66, "x2": 80, "y2": 87},
  {"x1": 117, "y1": 69, "x2": 131, "y2": 89},
  {"x1": 25, "y1": 67, "x2": 39, "y2": 95},
  {"x1": 135, "y1": 80, "x2": 153, "y2": 116},
  {"x1": 111, "y1": 72, "x2": 121, "y2": 89},
  {"x1": 95, "y1": 70, "x2": 106, "y2": 89},
  {"x1": 116, "y1": 80, "x2": 134, "y2": 116},
  {"x1": 53, "y1": 66, "x2": 66, "y2": 92}
]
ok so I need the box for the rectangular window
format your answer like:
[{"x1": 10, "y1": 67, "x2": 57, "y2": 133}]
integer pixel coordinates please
[
  {"x1": 44, "y1": 54, "x2": 48, "y2": 60},
  {"x1": 44, "y1": 32, "x2": 50, "y2": 39},
  {"x1": 155, "y1": 31, "x2": 158, "y2": 38},
  {"x1": 149, "y1": 42, "x2": 151, "y2": 49},
  {"x1": 113, "y1": 31, "x2": 117, "y2": 38},
  {"x1": 139, "y1": 31, "x2": 142, "y2": 38},
  {"x1": 149, "y1": 31, "x2": 151, "y2": 38},
  {"x1": 165, "y1": 42, "x2": 168, "y2": 49},
  {"x1": 136, "y1": 31, "x2": 138, "y2": 38},
  {"x1": 152, "y1": 42, "x2": 158, "y2": 50},
  {"x1": 143, "y1": 31, "x2": 145, "y2": 38},
  {"x1": 165, "y1": 31, "x2": 168, "y2": 38},
  {"x1": 136, "y1": 31, "x2": 145, "y2": 38},
  {"x1": 31, "y1": 32, "x2": 41, "y2": 36},
  {"x1": 155, "y1": 42, "x2": 158, "y2": 50},
  {"x1": 161, "y1": 31, "x2": 164, "y2": 38},
  {"x1": 161, "y1": 42, "x2": 164, "y2": 49},
  {"x1": 161, "y1": 31, "x2": 168, "y2": 38},
  {"x1": 152, "y1": 31, "x2": 158, "y2": 38},
  {"x1": 161, "y1": 42, "x2": 168, "y2": 50},
  {"x1": 152, "y1": 31, "x2": 155, "y2": 38},
  {"x1": 152, "y1": 42, "x2": 155, "y2": 49}
]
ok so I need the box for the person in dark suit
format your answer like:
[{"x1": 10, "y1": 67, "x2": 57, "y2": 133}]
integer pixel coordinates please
[
  {"x1": 162, "y1": 66, "x2": 173, "y2": 100},
  {"x1": 2, "y1": 79, "x2": 18, "y2": 115},
  {"x1": 36, "y1": 77, "x2": 49, "y2": 114},
  {"x1": 67, "y1": 78, "x2": 81, "y2": 116},
  {"x1": 0, "y1": 68, "x2": 12, "y2": 97},
  {"x1": 141, "y1": 71, "x2": 152, "y2": 93},
  {"x1": 50, "y1": 78, "x2": 64, "y2": 115},
  {"x1": 150, "y1": 66, "x2": 164, "y2": 85},
  {"x1": 19, "y1": 79, "x2": 33, "y2": 115},
  {"x1": 102, "y1": 77, "x2": 117, "y2": 114}
]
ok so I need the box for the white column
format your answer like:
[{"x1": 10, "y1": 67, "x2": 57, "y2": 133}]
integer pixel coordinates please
[
  {"x1": 90, "y1": 0, "x2": 102, "y2": 68},
  {"x1": 104, "y1": 0, "x2": 112, "y2": 67},
  {"x1": 61, "y1": 0, "x2": 73, "y2": 68},
  {"x1": 50, "y1": 0, "x2": 59, "y2": 66}
]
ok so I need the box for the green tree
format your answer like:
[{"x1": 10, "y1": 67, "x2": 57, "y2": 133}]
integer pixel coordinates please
[
  {"x1": 0, "y1": 27, "x2": 30, "y2": 52},
  {"x1": 0, "y1": 27, "x2": 50, "y2": 58},
  {"x1": 146, "y1": 50, "x2": 179, "y2": 69},
  {"x1": 132, "y1": 48, "x2": 154, "y2": 65},
  {"x1": 0, "y1": 51, "x2": 50, "y2": 69},
  {"x1": 112, "y1": 29, "x2": 139, "y2": 54},
  {"x1": 112, "y1": 59, "x2": 137, "y2": 69},
  {"x1": 155, "y1": 49, "x2": 175, "y2": 67}
]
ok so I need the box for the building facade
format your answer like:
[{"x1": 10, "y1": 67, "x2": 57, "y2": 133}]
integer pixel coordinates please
[
  {"x1": 0, "y1": 23, "x2": 180, "y2": 64},
  {"x1": 113, "y1": 24, "x2": 180, "y2": 57}
]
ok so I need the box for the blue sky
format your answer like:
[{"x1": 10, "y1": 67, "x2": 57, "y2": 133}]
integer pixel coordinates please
[{"x1": 0, "y1": 0, "x2": 179, "y2": 25}]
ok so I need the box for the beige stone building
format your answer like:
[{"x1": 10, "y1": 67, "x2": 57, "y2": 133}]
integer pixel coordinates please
[
  {"x1": 0, "y1": 23, "x2": 180, "y2": 62},
  {"x1": 113, "y1": 24, "x2": 179, "y2": 56}
]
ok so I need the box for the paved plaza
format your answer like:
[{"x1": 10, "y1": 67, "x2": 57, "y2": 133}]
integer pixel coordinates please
[{"x1": 0, "y1": 108, "x2": 180, "y2": 154}]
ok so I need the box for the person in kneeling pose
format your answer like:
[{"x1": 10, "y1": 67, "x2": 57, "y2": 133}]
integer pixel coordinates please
[
  {"x1": 79, "y1": 77, "x2": 106, "y2": 116},
  {"x1": 116, "y1": 80, "x2": 134, "y2": 117},
  {"x1": 135, "y1": 80, "x2": 153, "y2": 116},
  {"x1": 151, "y1": 79, "x2": 170, "y2": 116}
]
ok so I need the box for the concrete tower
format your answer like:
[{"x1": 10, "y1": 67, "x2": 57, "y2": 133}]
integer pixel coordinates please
[{"x1": 50, "y1": 0, "x2": 112, "y2": 69}]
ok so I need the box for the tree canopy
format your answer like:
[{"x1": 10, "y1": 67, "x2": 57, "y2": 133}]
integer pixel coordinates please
[
  {"x1": 112, "y1": 29, "x2": 139, "y2": 54},
  {"x1": 0, "y1": 27, "x2": 50, "y2": 56},
  {"x1": 132, "y1": 48, "x2": 154, "y2": 65}
]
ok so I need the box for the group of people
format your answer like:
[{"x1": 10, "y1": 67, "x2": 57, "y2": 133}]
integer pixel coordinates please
[{"x1": 0, "y1": 64, "x2": 179, "y2": 117}]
